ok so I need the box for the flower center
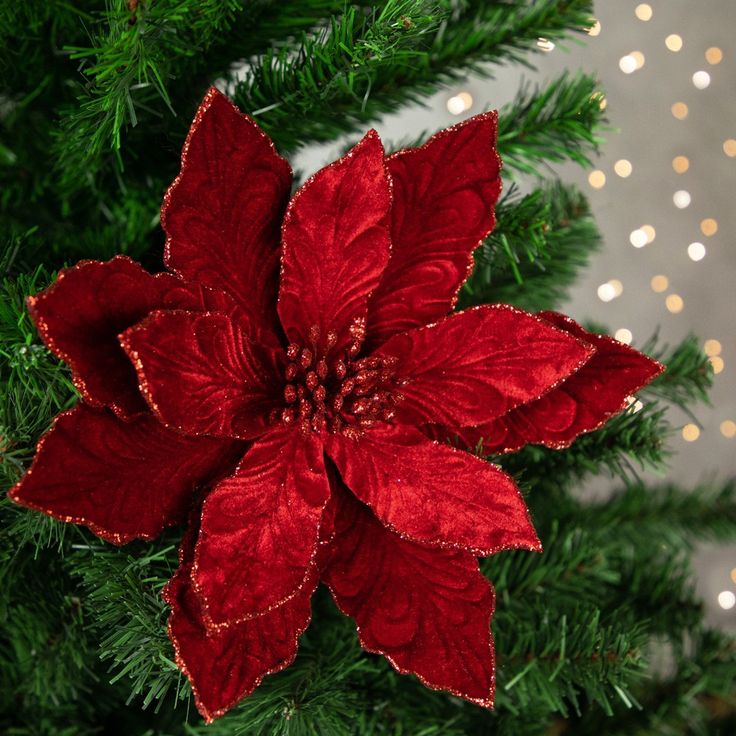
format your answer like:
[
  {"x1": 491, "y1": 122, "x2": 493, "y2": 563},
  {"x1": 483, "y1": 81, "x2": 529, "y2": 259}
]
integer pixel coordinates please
[{"x1": 276, "y1": 319, "x2": 404, "y2": 436}]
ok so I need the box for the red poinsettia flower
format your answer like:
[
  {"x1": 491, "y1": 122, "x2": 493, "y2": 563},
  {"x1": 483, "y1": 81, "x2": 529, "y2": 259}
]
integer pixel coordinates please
[{"x1": 10, "y1": 88, "x2": 663, "y2": 721}]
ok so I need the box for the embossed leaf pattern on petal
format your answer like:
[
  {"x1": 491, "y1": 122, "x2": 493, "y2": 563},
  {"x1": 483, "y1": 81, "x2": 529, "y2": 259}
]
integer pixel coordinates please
[
  {"x1": 326, "y1": 424, "x2": 541, "y2": 555},
  {"x1": 193, "y1": 427, "x2": 330, "y2": 626},
  {"x1": 323, "y1": 489, "x2": 496, "y2": 706},
  {"x1": 10, "y1": 87, "x2": 665, "y2": 721},
  {"x1": 9, "y1": 404, "x2": 244, "y2": 544}
]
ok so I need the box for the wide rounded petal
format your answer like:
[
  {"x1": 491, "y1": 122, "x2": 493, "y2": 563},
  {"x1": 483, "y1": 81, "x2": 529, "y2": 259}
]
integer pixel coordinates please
[
  {"x1": 323, "y1": 488, "x2": 496, "y2": 706},
  {"x1": 377, "y1": 305, "x2": 594, "y2": 428},
  {"x1": 366, "y1": 113, "x2": 502, "y2": 349},
  {"x1": 163, "y1": 87, "x2": 292, "y2": 340},
  {"x1": 277, "y1": 131, "x2": 392, "y2": 353},
  {"x1": 192, "y1": 427, "x2": 330, "y2": 627},
  {"x1": 164, "y1": 559, "x2": 315, "y2": 723},
  {"x1": 9, "y1": 404, "x2": 244, "y2": 544},
  {"x1": 442, "y1": 312, "x2": 665, "y2": 453},
  {"x1": 326, "y1": 424, "x2": 540, "y2": 556},
  {"x1": 28, "y1": 256, "x2": 225, "y2": 418},
  {"x1": 121, "y1": 310, "x2": 281, "y2": 440}
]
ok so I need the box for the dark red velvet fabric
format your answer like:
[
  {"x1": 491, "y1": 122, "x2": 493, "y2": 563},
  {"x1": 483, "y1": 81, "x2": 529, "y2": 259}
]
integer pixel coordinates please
[
  {"x1": 10, "y1": 87, "x2": 664, "y2": 720},
  {"x1": 277, "y1": 130, "x2": 392, "y2": 353},
  {"x1": 322, "y1": 486, "x2": 497, "y2": 706},
  {"x1": 8, "y1": 404, "x2": 242, "y2": 544},
  {"x1": 433, "y1": 311, "x2": 664, "y2": 453},
  {"x1": 192, "y1": 427, "x2": 330, "y2": 626},
  {"x1": 121, "y1": 310, "x2": 282, "y2": 439},
  {"x1": 366, "y1": 112, "x2": 502, "y2": 349},
  {"x1": 326, "y1": 424, "x2": 540, "y2": 556},
  {"x1": 375, "y1": 304, "x2": 592, "y2": 428},
  {"x1": 26, "y1": 256, "x2": 226, "y2": 418},
  {"x1": 164, "y1": 524, "x2": 317, "y2": 723},
  {"x1": 162, "y1": 87, "x2": 292, "y2": 343}
]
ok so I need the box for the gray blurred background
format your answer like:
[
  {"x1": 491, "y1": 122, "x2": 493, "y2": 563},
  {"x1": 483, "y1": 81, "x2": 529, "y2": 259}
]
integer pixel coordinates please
[{"x1": 296, "y1": 1, "x2": 736, "y2": 628}]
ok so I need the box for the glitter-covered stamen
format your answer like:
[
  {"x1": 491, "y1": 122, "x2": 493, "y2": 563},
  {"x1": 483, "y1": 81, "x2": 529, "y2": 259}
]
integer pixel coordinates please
[{"x1": 278, "y1": 318, "x2": 403, "y2": 434}]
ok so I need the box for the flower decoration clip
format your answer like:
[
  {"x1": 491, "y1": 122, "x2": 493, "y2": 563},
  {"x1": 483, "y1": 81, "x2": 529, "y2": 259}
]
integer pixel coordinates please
[{"x1": 10, "y1": 88, "x2": 663, "y2": 721}]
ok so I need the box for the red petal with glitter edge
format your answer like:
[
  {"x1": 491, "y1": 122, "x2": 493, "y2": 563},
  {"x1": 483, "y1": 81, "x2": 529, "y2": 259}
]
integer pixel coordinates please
[
  {"x1": 277, "y1": 131, "x2": 392, "y2": 353},
  {"x1": 8, "y1": 404, "x2": 244, "y2": 544},
  {"x1": 326, "y1": 424, "x2": 540, "y2": 556},
  {"x1": 323, "y1": 488, "x2": 496, "y2": 706},
  {"x1": 164, "y1": 559, "x2": 316, "y2": 723},
  {"x1": 192, "y1": 427, "x2": 330, "y2": 627},
  {"x1": 163, "y1": 87, "x2": 292, "y2": 341},
  {"x1": 365, "y1": 113, "x2": 502, "y2": 349},
  {"x1": 446, "y1": 312, "x2": 665, "y2": 453},
  {"x1": 27, "y1": 256, "x2": 225, "y2": 419},
  {"x1": 121, "y1": 310, "x2": 281, "y2": 440},
  {"x1": 376, "y1": 304, "x2": 594, "y2": 429}
]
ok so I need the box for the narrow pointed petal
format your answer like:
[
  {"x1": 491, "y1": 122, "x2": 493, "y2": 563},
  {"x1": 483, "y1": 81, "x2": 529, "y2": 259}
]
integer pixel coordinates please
[
  {"x1": 163, "y1": 87, "x2": 292, "y2": 339},
  {"x1": 323, "y1": 489, "x2": 496, "y2": 706},
  {"x1": 192, "y1": 427, "x2": 330, "y2": 627},
  {"x1": 366, "y1": 113, "x2": 502, "y2": 348},
  {"x1": 377, "y1": 305, "x2": 594, "y2": 428},
  {"x1": 443, "y1": 312, "x2": 665, "y2": 453},
  {"x1": 165, "y1": 560, "x2": 315, "y2": 723},
  {"x1": 121, "y1": 310, "x2": 281, "y2": 440},
  {"x1": 326, "y1": 424, "x2": 540, "y2": 556},
  {"x1": 278, "y1": 131, "x2": 391, "y2": 352},
  {"x1": 9, "y1": 405, "x2": 243, "y2": 544},
  {"x1": 27, "y1": 256, "x2": 227, "y2": 418}
]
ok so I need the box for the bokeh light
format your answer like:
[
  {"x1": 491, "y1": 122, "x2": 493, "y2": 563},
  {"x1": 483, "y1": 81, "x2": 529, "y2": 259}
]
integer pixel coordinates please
[
  {"x1": 665, "y1": 34, "x2": 683, "y2": 52},
  {"x1": 666, "y1": 294, "x2": 684, "y2": 313},
  {"x1": 682, "y1": 424, "x2": 700, "y2": 442}
]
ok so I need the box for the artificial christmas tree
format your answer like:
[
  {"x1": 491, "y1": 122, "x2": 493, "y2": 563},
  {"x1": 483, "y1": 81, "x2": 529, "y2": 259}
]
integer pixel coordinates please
[{"x1": 1, "y1": 2, "x2": 734, "y2": 735}]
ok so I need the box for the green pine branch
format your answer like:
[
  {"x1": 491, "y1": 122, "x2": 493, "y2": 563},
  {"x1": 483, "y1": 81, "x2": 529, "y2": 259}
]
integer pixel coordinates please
[
  {"x1": 493, "y1": 603, "x2": 647, "y2": 717},
  {"x1": 640, "y1": 333, "x2": 713, "y2": 415},
  {"x1": 69, "y1": 539, "x2": 185, "y2": 711},
  {"x1": 498, "y1": 403, "x2": 671, "y2": 493},
  {"x1": 0, "y1": 548, "x2": 96, "y2": 723},
  {"x1": 497, "y1": 72, "x2": 605, "y2": 175},
  {"x1": 459, "y1": 181, "x2": 600, "y2": 311},
  {"x1": 232, "y1": 1, "x2": 445, "y2": 150},
  {"x1": 0, "y1": 258, "x2": 76, "y2": 491},
  {"x1": 571, "y1": 628, "x2": 736, "y2": 736},
  {"x1": 54, "y1": 0, "x2": 248, "y2": 191},
  {"x1": 565, "y1": 480, "x2": 736, "y2": 551},
  {"x1": 486, "y1": 521, "x2": 702, "y2": 640},
  {"x1": 235, "y1": 0, "x2": 598, "y2": 153}
]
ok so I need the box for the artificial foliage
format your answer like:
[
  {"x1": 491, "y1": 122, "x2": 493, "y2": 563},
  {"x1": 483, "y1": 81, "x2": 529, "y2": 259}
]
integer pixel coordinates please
[
  {"x1": 1, "y1": 2, "x2": 735, "y2": 735},
  {"x1": 9, "y1": 86, "x2": 663, "y2": 719}
]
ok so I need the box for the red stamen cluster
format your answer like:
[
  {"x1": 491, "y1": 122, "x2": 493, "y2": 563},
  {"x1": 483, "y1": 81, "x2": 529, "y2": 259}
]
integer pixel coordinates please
[{"x1": 278, "y1": 318, "x2": 405, "y2": 435}]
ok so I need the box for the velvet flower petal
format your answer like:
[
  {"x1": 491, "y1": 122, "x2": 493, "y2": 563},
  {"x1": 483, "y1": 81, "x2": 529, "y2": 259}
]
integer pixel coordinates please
[
  {"x1": 9, "y1": 404, "x2": 243, "y2": 544},
  {"x1": 323, "y1": 488, "x2": 496, "y2": 706},
  {"x1": 278, "y1": 130, "x2": 392, "y2": 353},
  {"x1": 326, "y1": 424, "x2": 540, "y2": 555},
  {"x1": 163, "y1": 88, "x2": 292, "y2": 341},
  {"x1": 10, "y1": 87, "x2": 668, "y2": 723},
  {"x1": 27, "y1": 256, "x2": 214, "y2": 418},
  {"x1": 122, "y1": 310, "x2": 281, "y2": 440},
  {"x1": 366, "y1": 112, "x2": 502, "y2": 348},
  {"x1": 192, "y1": 427, "x2": 330, "y2": 626},
  {"x1": 376, "y1": 304, "x2": 594, "y2": 428},
  {"x1": 444, "y1": 312, "x2": 665, "y2": 453},
  {"x1": 165, "y1": 546, "x2": 316, "y2": 722}
]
